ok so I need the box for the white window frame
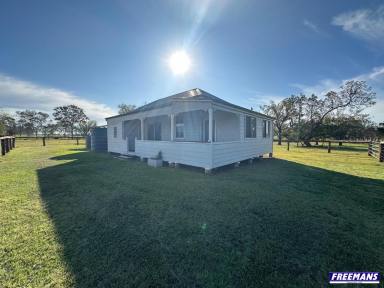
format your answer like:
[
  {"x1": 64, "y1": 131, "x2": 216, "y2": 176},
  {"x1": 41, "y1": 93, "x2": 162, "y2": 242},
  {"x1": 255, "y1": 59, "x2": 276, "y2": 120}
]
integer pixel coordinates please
[
  {"x1": 245, "y1": 116, "x2": 257, "y2": 138},
  {"x1": 263, "y1": 120, "x2": 270, "y2": 138}
]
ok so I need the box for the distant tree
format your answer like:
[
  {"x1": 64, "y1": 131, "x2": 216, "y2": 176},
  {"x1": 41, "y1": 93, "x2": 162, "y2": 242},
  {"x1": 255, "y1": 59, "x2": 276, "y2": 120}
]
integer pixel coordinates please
[
  {"x1": 41, "y1": 121, "x2": 58, "y2": 138},
  {"x1": 378, "y1": 122, "x2": 384, "y2": 139},
  {"x1": 118, "y1": 103, "x2": 136, "y2": 115},
  {"x1": 77, "y1": 120, "x2": 97, "y2": 136},
  {"x1": 261, "y1": 96, "x2": 296, "y2": 145},
  {"x1": 16, "y1": 110, "x2": 39, "y2": 136},
  {"x1": 299, "y1": 80, "x2": 376, "y2": 146},
  {"x1": 56, "y1": 125, "x2": 69, "y2": 137},
  {"x1": 15, "y1": 110, "x2": 49, "y2": 137},
  {"x1": 53, "y1": 105, "x2": 88, "y2": 138},
  {"x1": 35, "y1": 112, "x2": 49, "y2": 137},
  {"x1": 288, "y1": 94, "x2": 306, "y2": 142},
  {"x1": 322, "y1": 114, "x2": 376, "y2": 140},
  {"x1": 0, "y1": 112, "x2": 16, "y2": 136}
]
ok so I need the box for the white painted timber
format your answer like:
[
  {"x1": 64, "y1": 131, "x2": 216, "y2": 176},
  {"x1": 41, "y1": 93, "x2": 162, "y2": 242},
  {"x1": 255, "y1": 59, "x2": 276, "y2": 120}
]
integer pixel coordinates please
[
  {"x1": 107, "y1": 101, "x2": 273, "y2": 169},
  {"x1": 135, "y1": 140, "x2": 213, "y2": 169}
]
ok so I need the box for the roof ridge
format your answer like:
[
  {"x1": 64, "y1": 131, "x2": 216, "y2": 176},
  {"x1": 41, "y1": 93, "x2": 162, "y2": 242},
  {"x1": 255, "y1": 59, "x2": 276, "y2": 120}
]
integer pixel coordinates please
[{"x1": 106, "y1": 88, "x2": 274, "y2": 120}]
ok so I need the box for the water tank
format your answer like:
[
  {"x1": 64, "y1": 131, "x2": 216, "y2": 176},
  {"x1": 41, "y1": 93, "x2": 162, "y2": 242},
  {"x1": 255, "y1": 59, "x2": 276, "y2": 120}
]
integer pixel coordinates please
[
  {"x1": 86, "y1": 135, "x2": 91, "y2": 150},
  {"x1": 90, "y1": 127, "x2": 107, "y2": 152}
]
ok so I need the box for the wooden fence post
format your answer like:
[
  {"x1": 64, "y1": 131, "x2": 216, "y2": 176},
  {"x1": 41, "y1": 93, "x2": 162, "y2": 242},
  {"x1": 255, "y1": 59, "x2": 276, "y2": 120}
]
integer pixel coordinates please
[
  {"x1": 5, "y1": 138, "x2": 9, "y2": 153},
  {"x1": 12, "y1": 137, "x2": 15, "y2": 148},
  {"x1": 76, "y1": 137, "x2": 79, "y2": 145},
  {"x1": 8, "y1": 138, "x2": 12, "y2": 150},
  {"x1": 42, "y1": 137, "x2": 46, "y2": 146},
  {"x1": 287, "y1": 141, "x2": 290, "y2": 151},
  {"x1": 1, "y1": 139, "x2": 5, "y2": 156},
  {"x1": 380, "y1": 142, "x2": 384, "y2": 162},
  {"x1": 328, "y1": 141, "x2": 331, "y2": 153}
]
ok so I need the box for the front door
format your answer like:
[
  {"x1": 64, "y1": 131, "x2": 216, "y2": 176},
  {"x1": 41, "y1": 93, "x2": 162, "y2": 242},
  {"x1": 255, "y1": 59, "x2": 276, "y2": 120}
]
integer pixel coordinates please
[
  {"x1": 128, "y1": 133, "x2": 135, "y2": 152},
  {"x1": 128, "y1": 125, "x2": 140, "y2": 152}
]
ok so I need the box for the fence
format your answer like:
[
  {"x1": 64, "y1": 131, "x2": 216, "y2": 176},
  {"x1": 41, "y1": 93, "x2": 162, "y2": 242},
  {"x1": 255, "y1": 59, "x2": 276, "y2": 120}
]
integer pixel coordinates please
[
  {"x1": 15, "y1": 136, "x2": 85, "y2": 146},
  {"x1": 368, "y1": 142, "x2": 384, "y2": 162},
  {"x1": 283, "y1": 140, "x2": 371, "y2": 153},
  {"x1": 1, "y1": 136, "x2": 16, "y2": 156}
]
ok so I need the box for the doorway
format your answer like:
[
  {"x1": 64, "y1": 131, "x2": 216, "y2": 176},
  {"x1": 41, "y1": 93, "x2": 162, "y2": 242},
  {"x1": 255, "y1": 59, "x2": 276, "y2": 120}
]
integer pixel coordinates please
[{"x1": 124, "y1": 120, "x2": 141, "y2": 152}]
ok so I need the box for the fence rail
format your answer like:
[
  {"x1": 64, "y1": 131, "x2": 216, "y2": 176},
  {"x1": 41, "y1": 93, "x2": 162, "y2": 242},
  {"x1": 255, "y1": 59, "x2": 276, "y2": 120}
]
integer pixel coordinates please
[
  {"x1": 273, "y1": 139, "x2": 372, "y2": 145},
  {"x1": 15, "y1": 136, "x2": 84, "y2": 140},
  {"x1": 1, "y1": 136, "x2": 16, "y2": 156},
  {"x1": 368, "y1": 142, "x2": 384, "y2": 162}
]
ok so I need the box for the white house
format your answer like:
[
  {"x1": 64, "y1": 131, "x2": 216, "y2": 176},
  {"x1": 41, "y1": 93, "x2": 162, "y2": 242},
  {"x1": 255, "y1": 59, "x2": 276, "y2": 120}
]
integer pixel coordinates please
[{"x1": 106, "y1": 88, "x2": 274, "y2": 172}]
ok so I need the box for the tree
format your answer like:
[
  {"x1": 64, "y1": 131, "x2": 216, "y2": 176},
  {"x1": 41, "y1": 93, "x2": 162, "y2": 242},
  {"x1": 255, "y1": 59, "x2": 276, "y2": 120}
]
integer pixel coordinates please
[
  {"x1": 53, "y1": 105, "x2": 88, "y2": 138},
  {"x1": 35, "y1": 112, "x2": 49, "y2": 137},
  {"x1": 41, "y1": 121, "x2": 58, "y2": 137},
  {"x1": 16, "y1": 110, "x2": 38, "y2": 136},
  {"x1": 377, "y1": 123, "x2": 384, "y2": 139},
  {"x1": 261, "y1": 97, "x2": 295, "y2": 145},
  {"x1": 118, "y1": 103, "x2": 136, "y2": 114},
  {"x1": 0, "y1": 112, "x2": 16, "y2": 136},
  {"x1": 77, "y1": 120, "x2": 97, "y2": 136},
  {"x1": 322, "y1": 114, "x2": 376, "y2": 140},
  {"x1": 15, "y1": 110, "x2": 49, "y2": 137},
  {"x1": 299, "y1": 80, "x2": 376, "y2": 146}
]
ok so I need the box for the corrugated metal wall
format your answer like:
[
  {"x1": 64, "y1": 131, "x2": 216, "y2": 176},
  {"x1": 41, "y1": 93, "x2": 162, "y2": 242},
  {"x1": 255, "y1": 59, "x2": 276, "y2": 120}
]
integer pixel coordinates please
[{"x1": 90, "y1": 127, "x2": 108, "y2": 152}]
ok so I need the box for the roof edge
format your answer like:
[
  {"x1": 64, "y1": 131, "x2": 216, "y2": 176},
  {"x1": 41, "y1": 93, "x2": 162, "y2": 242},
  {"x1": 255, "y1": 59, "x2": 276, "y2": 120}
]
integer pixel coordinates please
[{"x1": 105, "y1": 88, "x2": 274, "y2": 120}]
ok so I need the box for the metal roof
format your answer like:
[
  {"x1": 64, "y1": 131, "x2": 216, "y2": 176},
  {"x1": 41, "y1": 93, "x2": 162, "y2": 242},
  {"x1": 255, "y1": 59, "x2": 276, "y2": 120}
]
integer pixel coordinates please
[{"x1": 106, "y1": 88, "x2": 273, "y2": 120}]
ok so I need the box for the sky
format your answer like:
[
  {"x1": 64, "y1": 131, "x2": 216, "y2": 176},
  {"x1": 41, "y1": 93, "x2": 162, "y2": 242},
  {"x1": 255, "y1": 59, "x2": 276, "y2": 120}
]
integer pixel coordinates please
[{"x1": 0, "y1": 0, "x2": 384, "y2": 124}]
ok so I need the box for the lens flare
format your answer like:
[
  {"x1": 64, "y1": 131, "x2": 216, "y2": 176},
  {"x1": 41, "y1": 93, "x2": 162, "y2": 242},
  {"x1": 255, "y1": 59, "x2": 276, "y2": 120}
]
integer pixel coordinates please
[{"x1": 168, "y1": 50, "x2": 191, "y2": 75}]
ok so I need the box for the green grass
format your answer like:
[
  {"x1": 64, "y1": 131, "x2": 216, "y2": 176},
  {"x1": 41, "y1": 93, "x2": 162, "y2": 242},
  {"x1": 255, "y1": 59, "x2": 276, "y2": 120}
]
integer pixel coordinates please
[{"x1": 0, "y1": 139, "x2": 383, "y2": 287}]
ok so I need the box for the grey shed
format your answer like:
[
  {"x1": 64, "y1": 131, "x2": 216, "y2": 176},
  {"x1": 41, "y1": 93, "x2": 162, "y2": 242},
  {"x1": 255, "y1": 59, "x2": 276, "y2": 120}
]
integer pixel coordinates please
[{"x1": 90, "y1": 126, "x2": 108, "y2": 152}]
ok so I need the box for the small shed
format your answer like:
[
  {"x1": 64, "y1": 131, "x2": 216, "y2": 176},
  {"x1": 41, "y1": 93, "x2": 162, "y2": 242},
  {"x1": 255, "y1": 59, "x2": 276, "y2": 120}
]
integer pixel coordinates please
[
  {"x1": 86, "y1": 135, "x2": 91, "y2": 149},
  {"x1": 90, "y1": 126, "x2": 108, "y2": 152}
]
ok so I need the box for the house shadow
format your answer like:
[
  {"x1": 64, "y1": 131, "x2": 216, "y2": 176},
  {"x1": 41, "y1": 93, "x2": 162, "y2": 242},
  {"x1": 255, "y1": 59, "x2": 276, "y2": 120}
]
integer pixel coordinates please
[{"x1": 37, "y1": 151, "x2": 384, "y2": 287}]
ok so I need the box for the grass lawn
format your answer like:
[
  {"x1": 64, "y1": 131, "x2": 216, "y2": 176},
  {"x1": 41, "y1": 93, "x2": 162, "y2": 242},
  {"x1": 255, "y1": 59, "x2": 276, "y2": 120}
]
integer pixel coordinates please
[{"x1": 0, "y1": 139, "x2": 383, "y2": 287}]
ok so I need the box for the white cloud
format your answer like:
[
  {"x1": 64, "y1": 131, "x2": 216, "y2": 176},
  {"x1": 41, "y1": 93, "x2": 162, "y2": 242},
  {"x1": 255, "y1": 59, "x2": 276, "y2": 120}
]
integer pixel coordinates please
[
  {"x1": 332, "y1": 5, "x2": 384, "y2": 43},
  {"x1": 0, "y1": 74, "x2": 115, "y2": 124},
  {"x1": 292, "y1": 79, "x2": 340, "y2": 96},
  {"x1": 291, "y1": 66, "x2": 384, "y2": 123},
  {"x1": 240, "y1": 89, "x2": 285, "y2": 111},
  {"x1": 303, "y1": 19, "x2": 321, "y2": 34}
]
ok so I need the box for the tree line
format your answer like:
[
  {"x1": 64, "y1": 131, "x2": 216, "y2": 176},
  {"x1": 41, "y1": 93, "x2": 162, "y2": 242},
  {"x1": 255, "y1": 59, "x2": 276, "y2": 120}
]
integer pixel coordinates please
[
  {"x1": 0, "y1": 102, "x2": 136, "y2": 138},
  {"x1": 0, "y1": 104, "x2": 97, "y2": 138},
  {"x1": 260, "y1": 80, "x2": 383, "y2": 145}
]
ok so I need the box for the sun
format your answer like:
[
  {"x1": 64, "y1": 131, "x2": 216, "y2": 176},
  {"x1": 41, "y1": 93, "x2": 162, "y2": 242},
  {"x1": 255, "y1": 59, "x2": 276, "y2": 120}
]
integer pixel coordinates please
[{"x1": 168, "y1": 50, "x2": 191, "y2": 75}]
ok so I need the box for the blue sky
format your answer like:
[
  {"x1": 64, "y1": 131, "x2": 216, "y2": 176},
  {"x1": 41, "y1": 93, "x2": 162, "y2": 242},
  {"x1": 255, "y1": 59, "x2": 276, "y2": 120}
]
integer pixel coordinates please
[{"x1": 0, "y1": 0, "x2": 383, "y2": 123}]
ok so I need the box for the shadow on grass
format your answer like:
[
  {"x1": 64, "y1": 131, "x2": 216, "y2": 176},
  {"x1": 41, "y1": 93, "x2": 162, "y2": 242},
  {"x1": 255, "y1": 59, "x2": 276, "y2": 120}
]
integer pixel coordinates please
[{"x1": 38, "y1": 151, "x2": 384, "y2": 287}]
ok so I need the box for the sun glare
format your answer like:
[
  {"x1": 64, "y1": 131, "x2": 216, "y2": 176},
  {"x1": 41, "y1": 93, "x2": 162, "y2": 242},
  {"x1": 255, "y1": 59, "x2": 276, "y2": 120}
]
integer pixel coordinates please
[{"x1": 168, "y1": 50, "x2": 191, "y2": 75}]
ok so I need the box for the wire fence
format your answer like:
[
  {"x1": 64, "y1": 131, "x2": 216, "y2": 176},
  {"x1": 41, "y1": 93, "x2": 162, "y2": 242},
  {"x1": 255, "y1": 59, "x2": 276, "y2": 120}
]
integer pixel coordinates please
[{"x1": 14, "y1": 137, "x2": 86, "y2": 148}]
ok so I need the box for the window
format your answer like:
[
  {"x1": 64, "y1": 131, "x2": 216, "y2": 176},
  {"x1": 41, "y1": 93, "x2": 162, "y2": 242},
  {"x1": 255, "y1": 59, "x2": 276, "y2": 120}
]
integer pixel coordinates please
[
  {"x1": 268, "y1": 121, "x2": 271, "y2": 137},
  {"x1": 147, "y1": 123, "x2": 162, "y2": 140},
  {"x1": 113, "y1": 127, "x2": 117, "y2": 138},
  {"x1": 263, "y1": 120, "x2": 271, "y2": 138},
  {"x1": 175, "y1": 114, "x2": 184, "y2": 139},
  {"x1": 245, "y1": 116, "x2": 256, "y2": 138}
]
